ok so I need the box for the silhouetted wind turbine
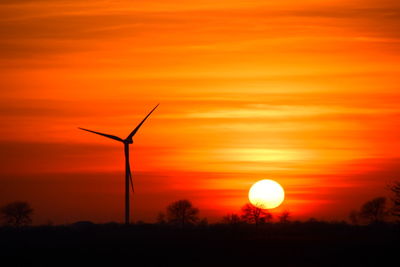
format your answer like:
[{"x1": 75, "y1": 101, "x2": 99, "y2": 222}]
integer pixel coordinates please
[{"x1": 79, "y1": 104, "x2": 159, "y2": 225}]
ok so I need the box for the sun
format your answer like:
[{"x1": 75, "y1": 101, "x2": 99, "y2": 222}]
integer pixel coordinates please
[{"x1": 248, "y1": 179, "x2": 285, "y2": 209}]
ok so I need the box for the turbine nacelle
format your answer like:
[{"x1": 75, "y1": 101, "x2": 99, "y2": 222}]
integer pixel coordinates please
[{"x1": 124, "y1": 139, "x2": 134, "y2": 144}]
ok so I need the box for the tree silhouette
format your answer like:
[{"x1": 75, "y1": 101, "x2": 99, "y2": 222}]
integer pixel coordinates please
[
  {"x1": 359, "y1": 197, "x2": 387, "y2": 224},
  {"x1": 259, "y1": 212, "x2": 273, "y2": 224},
  {"x1": 389, "y1": 181, "x2": 400, "y2": 220},
  {"x1": 0, "y1": 201, "x2": 33, "y2": 227},
  {"x1": 222, "y1": 213, "x2": 241, "y2": 225},
  {"x1": 349, "y1": 210, "x2": 359, "y2": 225},
  {"x1": 278, "y1": 210, "x2": 291, "y2": 223},
  {"x1": 241, "y1": 203, "x2": 272, "y2": 226},
  {"x1": 166, "y1": 199, "x2": 199, "y2": 227},
  {"x1": 156, "y1": 212, "x2": 167, "y2": 224},
  {"x1": 198, "y1": 217, "x2": 208, "y2": 227}
]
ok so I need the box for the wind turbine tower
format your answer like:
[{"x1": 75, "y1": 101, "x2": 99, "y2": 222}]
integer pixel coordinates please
[{"x1": 79, "y1": 104, "x2": 159, "y2": 224}]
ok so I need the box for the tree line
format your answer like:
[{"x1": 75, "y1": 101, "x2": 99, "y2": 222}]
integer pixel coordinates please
[
  {"x1": 2, "y1": 181, "x2": 400, "y2": 227},
  {"x1": 349, "y1": 181, "x2": 400, "y2": 224}
]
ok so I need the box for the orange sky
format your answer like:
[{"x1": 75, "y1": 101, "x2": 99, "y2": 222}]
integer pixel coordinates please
[{"x1": 1, "y1": 0, "x2": 400, "y2": 224}]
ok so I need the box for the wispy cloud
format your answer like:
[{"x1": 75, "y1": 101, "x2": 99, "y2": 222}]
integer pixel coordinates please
[
  {"x1": 1, "y1": 0, "x2": 400, "y2": 65},
  {"x1": 1, "y1": 0, "x2": 400, "y2": 223}
]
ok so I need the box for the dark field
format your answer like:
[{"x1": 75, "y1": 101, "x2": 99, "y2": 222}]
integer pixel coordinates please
[{"x1": 1, "y1": 222, "x2": 398, "y2": 267}]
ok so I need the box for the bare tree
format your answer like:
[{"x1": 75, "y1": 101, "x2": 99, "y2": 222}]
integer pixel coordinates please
[
  {"x1": 389, "y1": 181, "x2": 400, "y2": 220},
  {"x1": 278, "y1": 211, "x2": 291, "y2": 223},
  {"x1": 166, "y1": 199, "x2": 199, "y2": 227},
  {"x1": 359, "y1": 197, "x2": 387, "y2": 224},
  {"x1": 0, "y1": 201, "x2": 33, "y2": 227},
  {"x1": 349, "y1": 210, "x2": 359, "y2": 225},
  {"x1": 156, "y1": 212, "x2": 167, "y2": 224},
  {"x1": 241, "y1": 203, "x2": 272, "y2": 226},
  {"x1": 260, "y1": 212, "x2": 273, "y2": 224},
  {"x1": 222, "y1": 213, "x2": 241, "y2": 225}
]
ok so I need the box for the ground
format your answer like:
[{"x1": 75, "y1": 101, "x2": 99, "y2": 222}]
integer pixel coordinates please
[{"x1": 0, "y1": 222, "x2": 398, "y2": 266}]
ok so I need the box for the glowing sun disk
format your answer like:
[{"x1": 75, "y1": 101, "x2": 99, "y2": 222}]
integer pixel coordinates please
[{"x1": 248, "y1": 179, "x2": 285, "y2": 209}]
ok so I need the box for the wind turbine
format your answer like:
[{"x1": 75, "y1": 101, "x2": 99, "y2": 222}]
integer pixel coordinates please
[{"x1": 79, "y1": 104, "x2": 159, "y2": 225}]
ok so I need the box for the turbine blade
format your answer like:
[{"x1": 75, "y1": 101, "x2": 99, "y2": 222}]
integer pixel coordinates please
[
  {"x1": 126, "y1": 104, "x2": 159, "y2": 141},
  {"x1": 127, "y1": 159, "x2": 134, "y2": 193},
  {"x1": 78, "y1": 128, "x2": 123, "y2": 142}
]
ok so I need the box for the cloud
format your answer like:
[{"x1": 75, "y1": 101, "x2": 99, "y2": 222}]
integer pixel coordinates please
[
  {"x1": 291, "y1": 5, "x2": 400, "y2": 39},
  {"x1": 0, "y1": 13, "x2": 168, "y2": 40},
  {"x1": 1, "y1": 0, "x2": 399, "y2": 63},
  {"x1": 0, "y1": 141, "x2": 120, "y2": 174}
]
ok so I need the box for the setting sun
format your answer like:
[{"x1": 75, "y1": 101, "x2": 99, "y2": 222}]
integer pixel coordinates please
[{"x1": 248, "y1": 179, "x2": 285, "y2": 209}]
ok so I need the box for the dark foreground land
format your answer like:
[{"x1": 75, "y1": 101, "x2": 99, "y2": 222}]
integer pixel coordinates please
[{"x1": 0, "y1": 222, "x2": 398, "y2": 267}]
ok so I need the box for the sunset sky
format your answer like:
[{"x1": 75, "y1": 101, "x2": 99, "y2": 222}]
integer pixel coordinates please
[{"x1": 1, "y1": 0, "x2": 400, "y2": 224}]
